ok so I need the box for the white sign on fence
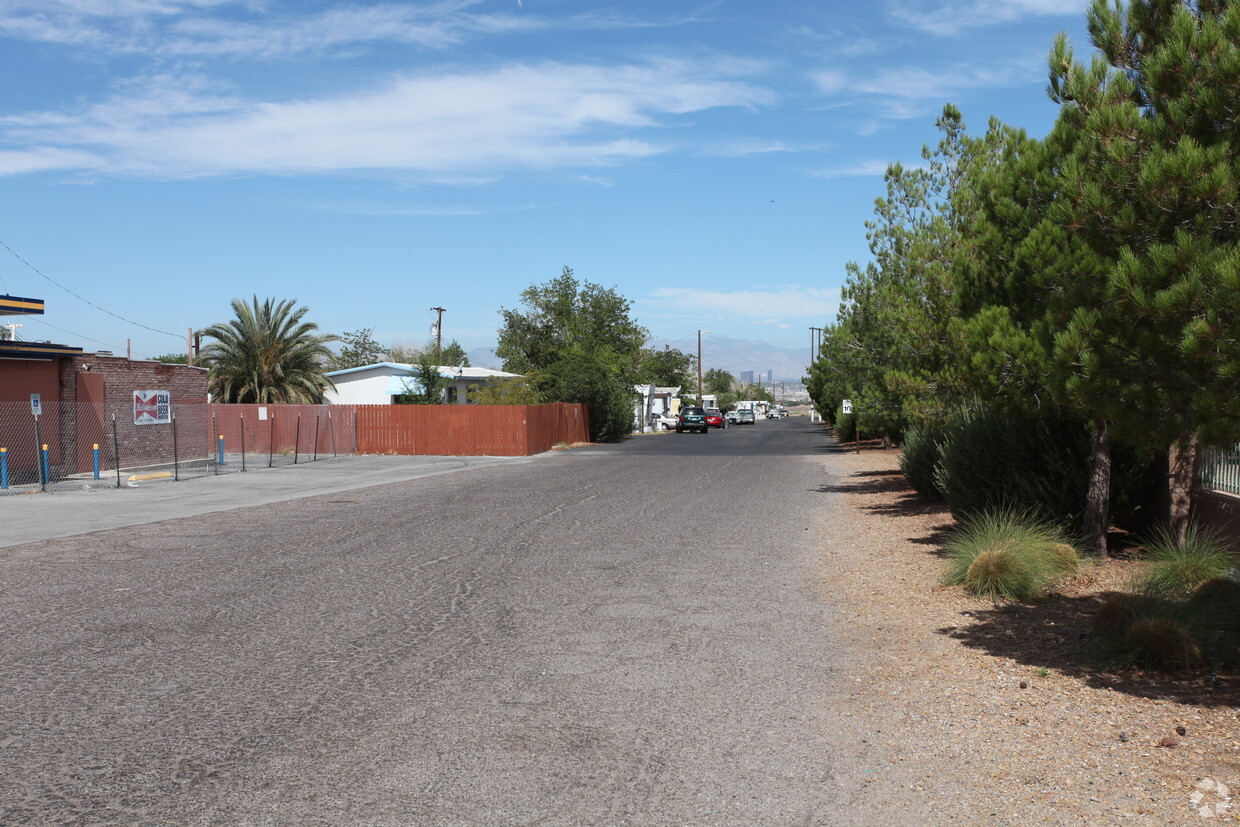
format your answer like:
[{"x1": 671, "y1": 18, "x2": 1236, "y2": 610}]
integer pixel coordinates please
[
  {"x1": 133, "y1": 390, "x2": 171, "y2": 425},
  {"x1": 30, "y1": 393, "x2": 41, "y2": 417},
  {"x1": 258, "y1": 406, "x2": 268, "y2": 421},
  {"x1": 842, "y1": 399, "x2": 853, "y2": 414}
]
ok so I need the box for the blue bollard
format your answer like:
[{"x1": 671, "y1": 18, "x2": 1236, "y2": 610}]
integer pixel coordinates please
[
  {"x1": 218, "y1": 434, "x2": 225, "y2": 466},
  {"x1": 93, "y1": 443, "x2": 100, "y2": 480},
  {"x1": 40, "y1": 444, "x2": 49, "y2": 488},
  {"x1": 1, "y1": 447, "x2": 7, "y2": 489}
]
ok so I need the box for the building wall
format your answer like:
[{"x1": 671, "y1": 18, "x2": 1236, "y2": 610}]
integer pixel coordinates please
[
  {"x1": 325, "y1": 369, "x2": 401, "y2": 405},
  {"x1": 0, "y1": 359, "x2": 61, "y2": 402},
  {"x1": 58, "y1": 355, "x2": 209, "y2": 472}
]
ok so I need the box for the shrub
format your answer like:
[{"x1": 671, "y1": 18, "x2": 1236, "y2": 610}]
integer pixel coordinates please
[
  {"x1": 1188, "y1": 577, "x2": 1240, "y2": 667},
  {"x1": 1091, "y1": 593, "x2": 1205, "y2": 671},
  {"x1": 898, "y1": 424, "x2": 945, "y2": 498},
  {"x1": 933, "y1": 405, "x2": 1157, "y2": 533},
  {"x1": 1134, "y1": 525, "x2": 1238, "y2": 598},
  {"x1": 942, "y1": 509, "x2": 1074, "y2": 601},
  {"x1": 1123, "y1": 616, "x2": 1205, "y2": 671},
  {"x1": 835, "y1": 410, "x2": 857, "y2": 445},
  {"x1": 1043, "y1": 542, "x2": 1080, "y2": 575}
]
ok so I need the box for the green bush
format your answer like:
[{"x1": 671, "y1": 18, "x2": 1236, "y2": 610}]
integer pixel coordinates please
[
  {"x1": 834, "y1": 410, "x2": 857, "y2": 445},
  {"x1": 899, "y1": 424, "x2": 945, "y2": 497},
  {"x1": 942, "y1": 509, "x2": 1076, "y2": 601},
  {"x1": 932, "y1": 405, "x2": 1156, "y2": 532}
]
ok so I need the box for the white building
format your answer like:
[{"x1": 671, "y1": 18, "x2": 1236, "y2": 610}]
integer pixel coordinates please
[
  {"x1": 324, "y1": 362, "x2": 524, "y2": 405},
  {"x1": 632, "y1": 385, "x2": 682, "y2": 432}
]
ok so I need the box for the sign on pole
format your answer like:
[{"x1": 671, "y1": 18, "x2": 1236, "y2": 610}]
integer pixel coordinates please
[
  {"x1": 29, "y1": 393, "x2": 41, "y2": 417},
  {"x1": 134, "y1": 390, "x2": 171, "y2": 425},
  {"x1": 842, "y1": 399, "x2": 852, "y2": 414}
]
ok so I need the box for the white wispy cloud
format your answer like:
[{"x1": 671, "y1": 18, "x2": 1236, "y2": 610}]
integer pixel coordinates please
[
  {"x1": 0, "y1": 1, "x2": 703, "y2": 59},
  {"x1": 811, "y1": 53, "x2": 1046, "y2": 121},
  {"x1": 701, "y1": 138, "x2": 823, "y2": 158},
  {"x1": 0, "y1": 59, "x2": 773, "y2": 178},
  {"x1": 808, "y1": 160, "x2": 892, "y2": 179},
  {"x1": 888, "y1": 0, "x2": 1087, "y2": 36},
  {"x1": 650, "y1": 286, "x2": 840, "y2": 320}
]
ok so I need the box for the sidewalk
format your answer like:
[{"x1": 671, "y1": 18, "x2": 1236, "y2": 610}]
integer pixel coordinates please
[{"x1": 0, "y1": 454, "x2": 535, "y2": 549}]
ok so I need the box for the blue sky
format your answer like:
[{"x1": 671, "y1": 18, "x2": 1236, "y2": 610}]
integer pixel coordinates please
[{"x1": 0, "y1": 0, "x2": 1092, "y2": 366}]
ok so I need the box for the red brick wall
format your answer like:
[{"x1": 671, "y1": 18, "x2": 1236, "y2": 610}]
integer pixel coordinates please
[{"x1": 58, "y1": 355, "x2": 209, "y2": 472}]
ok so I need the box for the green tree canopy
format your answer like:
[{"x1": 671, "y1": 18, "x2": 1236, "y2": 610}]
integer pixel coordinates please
[
  {"x1": 497, "y1": 266, "x2": 648, "y2": 441},
  {"x1": 329, "y1": 328, "x2": 386, "y2": 371},
  {"x1": 703, "y1": 368, "x2": 735, "y2": 396},
  {"x1": 636, "y1": 345, "x2": 695, "y2": 389},
  {"x1": 394, "y1": 352, "x2": 453, "y2": 405},
  {"x1": 199, "y1": 296, "x2": 338, "y2": 403}
]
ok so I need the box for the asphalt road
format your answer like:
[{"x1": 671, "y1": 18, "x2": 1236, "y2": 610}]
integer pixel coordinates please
[{"x1": 0, "y1": 417, "x2": 859, "y2": 825}]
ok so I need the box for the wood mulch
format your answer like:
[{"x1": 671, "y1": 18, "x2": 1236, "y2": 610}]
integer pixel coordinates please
[{"x1": 812, "y1": 439, "x2": 1240, "y2": 824}]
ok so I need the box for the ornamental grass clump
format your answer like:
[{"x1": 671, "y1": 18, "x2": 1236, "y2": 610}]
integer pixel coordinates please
[
  {"x1": 942, "y1": 509, "x2": 1076, "y2": 602},
  {"x1": 1089, "y1": 528, "x2": 1240, "y2": 673},
  {"x1": 1134, "y1": 525, "x2": 1238, "y2": 599},
  {"x1": 1091, "y1": 594, "x2": 1205, "y2": 671}
]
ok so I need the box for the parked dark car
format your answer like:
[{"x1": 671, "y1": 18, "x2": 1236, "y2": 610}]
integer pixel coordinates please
[
  {"x1": 704, "y1": 408, "x2": 726, "y2": 429},
  {"x1": 676, "y1": 406, "x2": 709, "y2": 433}
]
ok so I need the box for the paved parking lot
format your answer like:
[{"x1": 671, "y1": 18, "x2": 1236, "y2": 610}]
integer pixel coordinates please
[{"x1": 0, "y1": 453, "x2": 534, "y2": 548}]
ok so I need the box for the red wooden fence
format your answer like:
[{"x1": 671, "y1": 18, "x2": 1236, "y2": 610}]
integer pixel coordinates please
[
  {"x1": 208, "y1": 402, "x2": 588, "y2": 457},
  {"x1": 353, "y1": 402, "x2": 588, "y2": 456}
]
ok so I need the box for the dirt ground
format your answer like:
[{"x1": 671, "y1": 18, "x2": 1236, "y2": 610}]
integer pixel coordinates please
[{"x1": 813, "y1": 440, "x2": 1240, "y2": 824}]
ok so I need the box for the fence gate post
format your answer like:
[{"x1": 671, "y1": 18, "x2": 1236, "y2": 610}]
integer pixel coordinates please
[
  {"x1": 172, "y1": 414, "x2": 179, "y2": 481},
  {"x1": 294, "y1": 414, "x2": 301, "y2": 465},
  {"x1": 268, "y1": 413, "x2": 275, "y2": 468}
]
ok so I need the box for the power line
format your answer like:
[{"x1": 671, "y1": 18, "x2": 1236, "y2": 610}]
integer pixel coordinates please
[
  {"x1": 0, "y1": 238, "x2": 182, "y2": 339},
  {"x1": 19, "y1": 315, "x2": 162, "y2": 359}
]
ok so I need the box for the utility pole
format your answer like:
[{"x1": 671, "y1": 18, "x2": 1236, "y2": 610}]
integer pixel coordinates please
[
  {"x1": 697, "y1": 329, "x2": 710, "y2": 402},
  {"x1": 430, "y1": 306, "x2": 446, "y2": 363},
  {"x1": 809, "y1": 326, "x2": 823, "y2": 362}
]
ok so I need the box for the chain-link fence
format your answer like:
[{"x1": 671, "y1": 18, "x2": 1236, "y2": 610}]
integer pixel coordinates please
[{"x1": 0, "y1": 402, "x2": 353, "y2": 495}]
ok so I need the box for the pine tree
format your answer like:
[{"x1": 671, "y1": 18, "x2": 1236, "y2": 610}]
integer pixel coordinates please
[{"x1": 1047, "y1": 0, "x2": 1240, "y2": 538}]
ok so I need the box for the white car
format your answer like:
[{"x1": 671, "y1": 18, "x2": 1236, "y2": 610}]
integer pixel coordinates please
[{"x1": 653, "y1": 413, "x2": 678, "y2": 431}]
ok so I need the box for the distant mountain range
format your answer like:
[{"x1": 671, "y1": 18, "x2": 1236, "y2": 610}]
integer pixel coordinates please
[{"x1": 468, "y1": 334, "x2": 813, "y2": 384}]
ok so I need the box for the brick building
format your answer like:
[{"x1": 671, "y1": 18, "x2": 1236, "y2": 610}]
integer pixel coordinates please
[{"x1": 0, "y1": 294, "x2": 207, "y2": 480}]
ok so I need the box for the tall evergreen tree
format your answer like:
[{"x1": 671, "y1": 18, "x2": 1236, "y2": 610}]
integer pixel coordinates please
[{"x1": 1047, "y1": 0, "x2": 1240, "y2": 537}]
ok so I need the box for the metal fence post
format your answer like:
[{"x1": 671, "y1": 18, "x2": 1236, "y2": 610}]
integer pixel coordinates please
[
  {"x1": 240, "y1": 413, "x2": 247, "y2": 472},
  {"x1": 33, "y1": 414, "x2": 45, "y2": 492},
  {"x1": 313, "y1": 414, "x2": 320, "y2": 462},
  {"x1": 172, "y1": 414, "x2": 179, "y2": 481},
  {"x1": 294, "y1": 414, "x2": 301, "y2": 465},
  {"x1": 112, "y1": 415, "x2": 121, "y2": 488},
  {"x1": 268, "y1": 413, "x2": 275, "y2": 468}
]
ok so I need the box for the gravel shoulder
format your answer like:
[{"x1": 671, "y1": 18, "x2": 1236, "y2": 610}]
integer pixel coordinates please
[{"x1": 810, "y1": 437, "x2": 1240, "y2": 824}]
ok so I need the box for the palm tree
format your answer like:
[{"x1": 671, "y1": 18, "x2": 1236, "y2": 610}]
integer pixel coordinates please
[{"x1": 199, "y1": 296, "x2": 339, "y2": 403}]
